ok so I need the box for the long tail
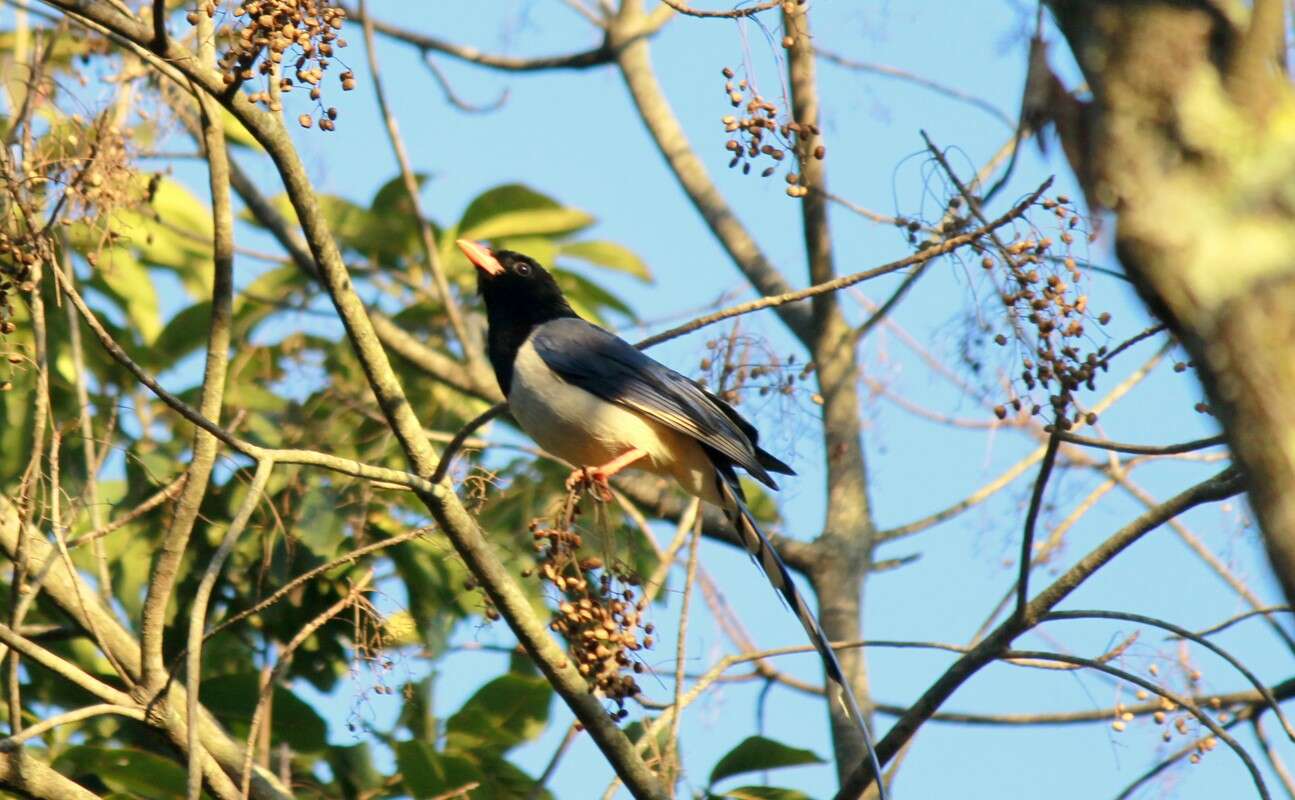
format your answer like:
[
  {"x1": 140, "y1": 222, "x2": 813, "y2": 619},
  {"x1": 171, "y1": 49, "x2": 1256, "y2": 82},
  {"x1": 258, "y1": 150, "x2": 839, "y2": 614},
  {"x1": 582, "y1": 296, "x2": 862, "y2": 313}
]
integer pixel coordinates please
[{"x1": 716, "y1": 474, "x2": 888, "y2": 800}]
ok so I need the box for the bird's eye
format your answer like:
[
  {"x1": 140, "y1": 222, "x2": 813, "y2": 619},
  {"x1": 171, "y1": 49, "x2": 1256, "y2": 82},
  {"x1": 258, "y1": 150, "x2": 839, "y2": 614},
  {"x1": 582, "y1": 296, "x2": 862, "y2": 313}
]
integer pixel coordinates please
[{"x1": 514, "y1": 262, "x2": 532, "y2": 277}]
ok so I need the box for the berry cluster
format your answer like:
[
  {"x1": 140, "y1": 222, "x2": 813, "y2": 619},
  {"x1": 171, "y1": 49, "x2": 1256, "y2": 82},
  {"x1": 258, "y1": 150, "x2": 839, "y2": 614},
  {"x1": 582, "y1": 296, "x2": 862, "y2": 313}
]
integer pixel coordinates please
[
  {"x1": 0, "y1": 231, "x2": 37, "y2": 340},
  {"x1": 718, "y1": 67, "x2": 824, "y2": 197},
  {"x1": 695, "y1": 332, "x2": 821, "y2": 407},
  {"x1": 984, "y1": 195, "x2": 1112, "y2": 428},
  {"x1": 1110, "y1": 662, "x2": 1226, "y2": 766},
  {"x1": 524, "y1": 520, "x2": 651, "y2": 720},
  {"x1": 191, "y1": 0, "x2": 352, "y2": 129}
]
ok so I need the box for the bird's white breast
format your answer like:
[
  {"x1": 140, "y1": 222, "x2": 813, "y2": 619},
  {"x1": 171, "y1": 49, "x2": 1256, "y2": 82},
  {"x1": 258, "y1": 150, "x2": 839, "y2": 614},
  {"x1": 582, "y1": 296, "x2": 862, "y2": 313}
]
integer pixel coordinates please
[{"x1": 508, "y1": 336, "x2": 720, "y2": 504}]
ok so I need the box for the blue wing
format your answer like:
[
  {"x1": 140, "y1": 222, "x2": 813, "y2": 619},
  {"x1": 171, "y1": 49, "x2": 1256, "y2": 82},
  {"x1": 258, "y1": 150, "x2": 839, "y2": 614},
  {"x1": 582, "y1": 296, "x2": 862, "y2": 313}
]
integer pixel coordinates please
[{"x1": 529, "y1": 317, "x2": 785, "y2": 488}]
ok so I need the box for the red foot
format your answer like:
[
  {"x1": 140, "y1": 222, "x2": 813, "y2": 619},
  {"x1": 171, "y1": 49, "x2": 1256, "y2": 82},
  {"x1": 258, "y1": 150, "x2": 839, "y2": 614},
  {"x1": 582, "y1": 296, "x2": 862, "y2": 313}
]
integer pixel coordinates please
[
  {"x1": 565, "y1": 467, "x2": 615, "y2": 502},
  {"x1": 564, "y1": 449, "x2": 647, "y2": 503}
]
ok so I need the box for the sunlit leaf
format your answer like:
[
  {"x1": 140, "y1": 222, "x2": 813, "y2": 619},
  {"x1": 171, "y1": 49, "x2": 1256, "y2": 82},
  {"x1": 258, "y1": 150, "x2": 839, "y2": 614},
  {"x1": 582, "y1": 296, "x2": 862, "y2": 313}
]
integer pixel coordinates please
[
  {"x1": 221, "y1": 105, "x2": 263, "y2": 151},
  {"x1": 88, "y1": 249, "x2": 160, "y2": 343},
  {"x1": 458, "y1": 183, "x2": 594, "y2": 241},
  {"x1": 708, "y1": 736, "x2": 825, "y2": 786},
  {"x1": 559, "y1": 239, "x2": 652, "y2": 281}
]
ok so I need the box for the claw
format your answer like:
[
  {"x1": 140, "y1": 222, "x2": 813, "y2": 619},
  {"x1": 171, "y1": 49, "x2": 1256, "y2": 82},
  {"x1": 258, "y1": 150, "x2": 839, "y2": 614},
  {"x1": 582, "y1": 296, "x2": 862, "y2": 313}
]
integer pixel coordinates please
[{"x1": 564, "y1": 449, "x2": 647, "y2": 503}]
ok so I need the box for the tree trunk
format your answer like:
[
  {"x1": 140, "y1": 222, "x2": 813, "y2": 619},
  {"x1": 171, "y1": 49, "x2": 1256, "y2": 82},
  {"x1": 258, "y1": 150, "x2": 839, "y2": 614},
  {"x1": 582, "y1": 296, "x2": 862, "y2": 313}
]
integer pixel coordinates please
[{"x1": 1046, "y1": 1, "x2": 1295, "y2": 606}]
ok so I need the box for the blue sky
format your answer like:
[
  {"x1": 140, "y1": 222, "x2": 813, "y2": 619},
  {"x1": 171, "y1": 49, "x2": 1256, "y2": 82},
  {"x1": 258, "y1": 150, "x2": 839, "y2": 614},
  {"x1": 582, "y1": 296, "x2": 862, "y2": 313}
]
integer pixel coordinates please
[{"x1": 18, "y1": 1, "x2": 1294, "y2": 797}]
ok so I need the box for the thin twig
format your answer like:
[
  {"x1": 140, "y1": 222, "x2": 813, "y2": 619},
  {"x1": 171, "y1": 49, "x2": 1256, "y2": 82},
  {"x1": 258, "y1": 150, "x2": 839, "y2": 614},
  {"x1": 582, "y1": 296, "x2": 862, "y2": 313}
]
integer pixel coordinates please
[
  {"x1": 664, "y1": 515, "x2": 702, "y2": 794},
  {"x1": 1188, "y1": 606, "x2": 1295, "y2": 639},
  {"x1": 635, "y1": 179, "x2": 1051, "y2": 349},
  {"x1": 69, "y1": 472, "x2": 187, "y2": 548},
  {"x1": 359, "y1": 0, "x2": 479, "y2": 367},
  {"x1": 832, "y1": 467, "x2": 1245, "y2": 799},
  {"x1": 1004, "y1": 650, "x2": 1268, "y2": 799},
  {"x1": 1044, "y1": 610, "x2": 1295, "y2": 739},
  {"x1": 657, "y1": 0, "x2": 780, "y2": 18},
  {"x1": 0, "y1": 704, "x2": 146, "y2": 752},
  {"x1": 1254, "y1": 714, "x2": 1295, "y2": 800},
  {"x1": 196, "y1": 528, "x2": 428, "y2": 646},
  {"x1": 1057, "y1": 431, "x2": 1227, "y2": 456},
  {"x1": 816, "y1": 47, "x2": 1016, "y2": 129},
  {"x1": 238, "y1": 575, "x2": 371, "y2": 799},
  {"x1": 186, "y1": 459, "x2": 274, "y2": 800}
]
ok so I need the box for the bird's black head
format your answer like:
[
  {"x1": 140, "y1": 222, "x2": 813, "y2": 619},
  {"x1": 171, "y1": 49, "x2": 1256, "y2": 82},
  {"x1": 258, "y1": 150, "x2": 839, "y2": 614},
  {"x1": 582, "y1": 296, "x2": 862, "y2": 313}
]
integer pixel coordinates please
[{"x1": 457, "y1": 239, "x2": 578, "y2": 394}]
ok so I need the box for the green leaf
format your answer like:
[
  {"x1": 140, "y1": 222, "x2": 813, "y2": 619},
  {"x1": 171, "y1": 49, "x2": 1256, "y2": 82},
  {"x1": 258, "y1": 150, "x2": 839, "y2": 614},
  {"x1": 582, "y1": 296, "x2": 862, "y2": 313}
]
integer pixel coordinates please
[
  {"x1": 221, "y1": 105, "x2": 263, "y2": 151},
  {"x1": 89, "y1": 250, "x2": 161, "y2": 343},
  {"x1": 559, "y1": 239, "x2": 653, "y2": 281},
  {"x1": 553, "y1": 268, "x2": 634, "y2": 323},
  {"x1": 712, "y1": 787, "x2": 816, "y2": 800},
  {"x1": 326, "y1": 743, "x2": 385, "y2": 797},
  {"x1": 55, "y1": 746, "x2": 187, "y2": 799},
  {"x1": 293, "y1": 484, "x2": 347, "y2": 557},
  {"x1": 396, "y1": 741, "x2": 482, "y2": 797},
  {"x1": 199, "y1": 673, "x2": 329, "y2": 753},
  {"x1": 149, "y1": 177, "x2": 214, "y2": 244},
  {"x1": 445, "y1": 673, "x2": 552, "y2": 755},
  {"x1": 458, "y1": 183, "x2": 593, "y2": 241},
  {"x1": 370, "y1": 172, "x2": 430, "y2": 217},
  {"x1": 709, "y1": 736, "x2": 826, "y2": 787},
  {"x1": 149, "y1": 300, "x2": 212, "y2": 366}
]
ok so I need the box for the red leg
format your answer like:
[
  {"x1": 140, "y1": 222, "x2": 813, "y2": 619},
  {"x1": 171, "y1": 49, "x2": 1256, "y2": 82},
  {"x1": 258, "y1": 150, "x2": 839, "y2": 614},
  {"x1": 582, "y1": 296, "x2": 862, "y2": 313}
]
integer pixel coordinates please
[{"x1": 565, "y1": 448, "x2": 647, "y2": 501}]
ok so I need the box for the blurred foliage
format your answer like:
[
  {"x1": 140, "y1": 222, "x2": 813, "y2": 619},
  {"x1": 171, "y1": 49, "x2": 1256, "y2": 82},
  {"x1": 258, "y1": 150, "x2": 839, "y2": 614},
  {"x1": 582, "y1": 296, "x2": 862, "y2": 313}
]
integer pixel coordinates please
[{"x1": 0, "y1": 19, "x2": 683, "y2": 795}]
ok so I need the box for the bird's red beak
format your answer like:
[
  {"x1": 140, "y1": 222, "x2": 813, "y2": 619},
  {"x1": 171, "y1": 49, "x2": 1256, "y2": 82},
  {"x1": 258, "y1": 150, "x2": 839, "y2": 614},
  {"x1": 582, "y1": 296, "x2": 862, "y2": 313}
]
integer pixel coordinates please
[{"x1": 456, "y1": 239, "x2": 504, "y2": 277}]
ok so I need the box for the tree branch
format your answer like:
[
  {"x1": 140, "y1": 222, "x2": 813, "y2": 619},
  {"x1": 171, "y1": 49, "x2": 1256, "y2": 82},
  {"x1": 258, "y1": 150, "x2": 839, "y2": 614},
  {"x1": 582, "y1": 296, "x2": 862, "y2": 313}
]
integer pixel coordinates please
[
  {"x1": 33, "y1": 5, "x2": 666, "y2": 794},
  {"x1": 833, "y1": 467, "x2": 1245, "y2": 799},
  {"x1": 140, "y1": 27, "x2": 237, "y2": 688},
  {"x1": 633, "y1": 180, "x2": 1050, "y2": 349},
  {"x1": 611, "y1": 0, "x2": 814, "y2": 344}
]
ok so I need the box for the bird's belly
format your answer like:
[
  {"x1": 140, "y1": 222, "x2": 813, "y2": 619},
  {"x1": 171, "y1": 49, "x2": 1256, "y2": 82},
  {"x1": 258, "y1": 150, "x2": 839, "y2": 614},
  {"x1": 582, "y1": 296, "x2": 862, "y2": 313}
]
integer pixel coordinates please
[{"x1": 508, "y1": 341, "x2": 720, "y2": 504}]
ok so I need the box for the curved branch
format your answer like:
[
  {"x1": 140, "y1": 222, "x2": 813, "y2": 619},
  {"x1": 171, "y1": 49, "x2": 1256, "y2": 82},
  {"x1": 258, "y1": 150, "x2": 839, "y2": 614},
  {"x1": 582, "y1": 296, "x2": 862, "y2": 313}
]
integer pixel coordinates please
[
  {"x1": 342, "y1": 3, "x2": 644, "y2": 72},
  {"x1": 832, "y1": 467, "x2": 1246, "y2": 800},
  {"x1": 1005, "y1": 649, "x2": 1268, "y2": 799},
  {"x1": 1044, "y1": 609, "x2": 1295, "y2": 740},
  {"x1": 0, "y1": 704, "x2": 146, "y2": 752},
  {"x1": 634, "y1": 179, "x2": 1051, "y2": 349},
  {"x1": 35, "y1": 5, "x2": 667, "y2": 795},
  {"x1": 657, "y1": 0, "x2": 780, "y2": 19}
]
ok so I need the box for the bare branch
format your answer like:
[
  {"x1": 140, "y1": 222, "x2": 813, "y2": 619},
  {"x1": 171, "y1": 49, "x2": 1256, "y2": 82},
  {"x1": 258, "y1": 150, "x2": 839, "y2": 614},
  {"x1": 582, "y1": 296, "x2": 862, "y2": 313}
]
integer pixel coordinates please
[
  {"x1": 816, "y1": 48, "x2": 1016, "y2": 129},
  {"x1": 358, "y1": 0, "x2": 481, "y2": 369},
  {"x1": 0, "y1": 748, "x2": 103, "y2": 800},
  {"x1": 140, "y1": 27, "x2": 238, "y2": 688},
  {"x1": 634, "y1": 180, "x2": 1051, "y2": 349},
  {"x1": 833, "y1": 467, "x2": 1245, "y2": 799},
  {"x1": 186, "y1": 459, "x2": 274, "y2": 800},
  {"x1": 657, "y1": 0, "x2": 780, "y2": 18},
  {"x1": 1057, "y1": 431, "x2": 1227, "y2": 456},
  {"x1": 1016, "y1": 430, "x2": 1062, "y2": 614},
  {"x1": 342, "y1": 3, "x2": 624, "y2": 71},
  {"x1": 0, "y1": 704, "x2": 146, "y2": 752}
]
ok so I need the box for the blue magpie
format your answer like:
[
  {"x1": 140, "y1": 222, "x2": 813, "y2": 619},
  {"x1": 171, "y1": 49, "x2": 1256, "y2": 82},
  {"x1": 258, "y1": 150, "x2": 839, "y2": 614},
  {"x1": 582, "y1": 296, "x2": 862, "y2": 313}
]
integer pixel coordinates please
[{"x1": 458, "y1": 239, "x2": 884, "y2": 783}]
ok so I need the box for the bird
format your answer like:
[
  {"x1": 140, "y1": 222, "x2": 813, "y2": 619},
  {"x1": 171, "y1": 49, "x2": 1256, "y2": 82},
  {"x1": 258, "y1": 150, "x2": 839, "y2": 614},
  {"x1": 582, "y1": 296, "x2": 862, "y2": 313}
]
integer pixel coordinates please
[{"x1": 457, "y1": 239, "x2": 885, "y2": 786}]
